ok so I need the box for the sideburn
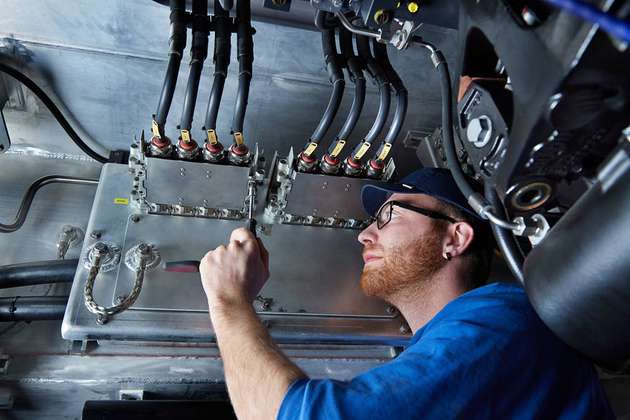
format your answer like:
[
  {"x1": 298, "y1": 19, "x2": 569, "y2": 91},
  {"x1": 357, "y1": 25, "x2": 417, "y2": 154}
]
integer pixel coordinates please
[{"x1": 360, "y1": 224, "x2": 447, "y2": 301}]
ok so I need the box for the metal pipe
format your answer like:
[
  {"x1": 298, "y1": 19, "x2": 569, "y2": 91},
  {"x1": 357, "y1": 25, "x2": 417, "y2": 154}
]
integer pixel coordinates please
[
  {"x1": 0, "y1": 259, "x2": 78, "y2": 289},
  {"x1": 484, "y1": 184, "x2": 524, "y2": 284},
  {"x1": 203, "y1": 0, "x2": 231, "y2": 137},
  {"x1": 336, "y1": 12, "x2": 382, "y2": 40},
  {"x1": 0, "y1": 176, "x2": 98, "y2": 234},
  {"x1": 179, "y1": 0, "x2": 209, "y2": 134},
  {"x1": 154, "y1": 0, "x2": 187, "y2": 135},
  {"x1": 0, "y1": 296, "x2": 68, "y2": 321},
  {"x1": 230, "y1": 0, "x2": 254, "y2": 142}
]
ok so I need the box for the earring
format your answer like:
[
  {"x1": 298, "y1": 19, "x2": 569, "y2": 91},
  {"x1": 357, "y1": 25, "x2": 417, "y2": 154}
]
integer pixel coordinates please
[{"x1": 442, "y1": 251, "x2": 452, "y2": 261}]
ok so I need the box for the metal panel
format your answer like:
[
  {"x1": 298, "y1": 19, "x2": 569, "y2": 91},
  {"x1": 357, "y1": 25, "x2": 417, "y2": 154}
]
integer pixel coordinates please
[
  {"x1": 62, "y1": 163, "x2": 408, "y2": 344},
  {"x1": 284, "y1": 171, "x2": 384, "y2": 219},
  {"x1": 145, "y1": 157, "x2": 250, "y2": 209}
]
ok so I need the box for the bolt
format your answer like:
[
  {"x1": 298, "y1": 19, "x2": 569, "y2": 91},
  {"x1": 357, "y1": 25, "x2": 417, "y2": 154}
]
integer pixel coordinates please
[
  {"x1": 90, "y1": 231, "x2": 101, "y2": 240},
  {"x1": 386, "y1": 305, "x2": 397, "y2": 314},
  {"x1": 138, "y1": 243, "x2": 151, "y2": 255},
  {"x1": 96, "y1": 314, "x2": 109, "y2": 325},
  {"x1": 466, "y1": 115, "x2": 493, "y2": 148},
  {"x1": 93, "y1": 242, "x2": 108, "y2": 254},
  {"x1": 131, "y1": 215, "x2": 141, "y2": 223},
  {"x1": 399, "y1": 324, "x2": 411, "y2": 334},
  {"x1": 115, "y1": 295, "x2": 126, "y2": 305}
]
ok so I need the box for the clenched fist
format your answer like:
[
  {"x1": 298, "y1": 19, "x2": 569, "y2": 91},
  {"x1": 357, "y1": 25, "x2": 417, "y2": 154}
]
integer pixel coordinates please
[{"x1": 200, "y1": 227, "x2": 270, "y2": 309}]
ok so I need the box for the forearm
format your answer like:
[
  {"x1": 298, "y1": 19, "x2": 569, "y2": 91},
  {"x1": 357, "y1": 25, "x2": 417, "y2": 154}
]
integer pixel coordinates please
[{"x1": 211, "y1": 299, "x2": 307, "y2": 420}]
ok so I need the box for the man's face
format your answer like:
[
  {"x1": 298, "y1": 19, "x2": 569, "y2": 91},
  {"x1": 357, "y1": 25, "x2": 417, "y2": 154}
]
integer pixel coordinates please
[{"x1": 357, "y1": 193, "x2": 448, "y2": 302}]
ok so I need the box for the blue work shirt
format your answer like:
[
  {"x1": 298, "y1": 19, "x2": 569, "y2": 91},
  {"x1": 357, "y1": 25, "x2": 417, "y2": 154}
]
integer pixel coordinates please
[{"x1": 278, "y1": 283, "x2": 613, "y2": 419}]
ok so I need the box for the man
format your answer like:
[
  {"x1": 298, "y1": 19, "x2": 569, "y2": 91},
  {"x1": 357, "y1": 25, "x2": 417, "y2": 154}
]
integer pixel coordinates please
[{"x1": 200, "y1": 167, "x2": 613, "y2": 419}]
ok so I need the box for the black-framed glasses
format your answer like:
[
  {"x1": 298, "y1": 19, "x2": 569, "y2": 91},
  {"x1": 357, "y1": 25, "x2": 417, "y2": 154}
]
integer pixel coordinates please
[{"x1": 374, "y1": 200, "x2": 458, "y2": 229}]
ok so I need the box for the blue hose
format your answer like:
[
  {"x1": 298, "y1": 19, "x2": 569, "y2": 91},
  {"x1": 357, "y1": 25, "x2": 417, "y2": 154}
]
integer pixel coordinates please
[{"x1": 543, "y1": 0, "x2": 630, "y2": 43}]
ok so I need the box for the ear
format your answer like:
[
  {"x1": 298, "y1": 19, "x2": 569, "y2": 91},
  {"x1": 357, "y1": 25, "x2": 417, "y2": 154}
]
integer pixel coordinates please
[{"x1": 442, "y1": 222, "x2": 475, "y2": 258}]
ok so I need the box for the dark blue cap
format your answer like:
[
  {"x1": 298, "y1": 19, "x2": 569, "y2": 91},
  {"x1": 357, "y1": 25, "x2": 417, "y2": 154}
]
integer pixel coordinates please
[{"x1": 361, "y1": 167, "x2": 481, "y2": 219}]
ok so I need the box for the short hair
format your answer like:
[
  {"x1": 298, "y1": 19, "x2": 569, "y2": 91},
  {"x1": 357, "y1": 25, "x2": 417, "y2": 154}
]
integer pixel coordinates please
[{"x1": 434, "y1": 200, "x2": 494, "y2": 290}]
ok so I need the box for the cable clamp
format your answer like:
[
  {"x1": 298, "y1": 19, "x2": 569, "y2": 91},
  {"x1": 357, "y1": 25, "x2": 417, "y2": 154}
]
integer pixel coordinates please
[
  {"x1": 151, "y1": 119, "x2": 161, "y2": 138},
  {"x1": 330, "y1": 140, "x2": 346, "y2": 158},
  {"x1": 207, "y1": 129, "x2": 219, "y2": 145},
  {"x1": 377, "y1": 143, "x2": 392, "y2": 161},
  {"x1": 233, "y1": 131, "x2": 245, "y2": 146},
  {"x1": 354, "y1": 142, "x2": 371, "y2": 160},
  {"x1": 303, "y1": 142, "x2": 318, "y2": 157}
]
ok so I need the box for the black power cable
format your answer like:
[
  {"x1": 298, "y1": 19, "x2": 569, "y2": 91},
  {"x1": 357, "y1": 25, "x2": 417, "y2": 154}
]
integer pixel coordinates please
[
  {"x1": 0, "y1": 259, "x2": 78, "y2": 289},
  {"x1": 0, "y1": 62, "x2": 110, "y2": 163}
]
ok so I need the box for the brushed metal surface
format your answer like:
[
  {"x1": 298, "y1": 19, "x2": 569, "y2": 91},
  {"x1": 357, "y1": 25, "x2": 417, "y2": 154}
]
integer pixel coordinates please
[
  {"x1": 284, "y1": 171, "x2": 385, "y2": 219},
  {"x1": 145, "y1": 157, "x2": 250, "y2": 209},
  {"x1": 62, "y1": 163, "x2": 407, "y2": 344}
]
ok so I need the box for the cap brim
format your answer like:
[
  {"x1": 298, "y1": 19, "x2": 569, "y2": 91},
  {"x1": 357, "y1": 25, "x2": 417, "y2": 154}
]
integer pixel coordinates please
[
  {"x1": 361, "y1": 183, "x2": 482, "y2": 220},
  {"x1": 361, "y1": 183, "x2": 423, "y2": 216}
]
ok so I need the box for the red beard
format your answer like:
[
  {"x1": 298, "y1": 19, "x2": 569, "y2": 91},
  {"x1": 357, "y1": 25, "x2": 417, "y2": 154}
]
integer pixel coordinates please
[{"x1": 360, "y1": 227, "x2": 446, "y2": 301}]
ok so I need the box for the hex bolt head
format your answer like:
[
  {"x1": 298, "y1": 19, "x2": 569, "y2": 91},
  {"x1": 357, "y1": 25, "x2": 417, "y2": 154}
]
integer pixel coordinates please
[{"x1": 466, "y1": 115, "x2": 493, "y2": 148}]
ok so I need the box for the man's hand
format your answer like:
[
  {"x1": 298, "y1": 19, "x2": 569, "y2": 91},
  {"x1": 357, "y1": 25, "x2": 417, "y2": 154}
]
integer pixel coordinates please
[{"x1": 200, "y1": 227, "x2": 270, "y2": 309}]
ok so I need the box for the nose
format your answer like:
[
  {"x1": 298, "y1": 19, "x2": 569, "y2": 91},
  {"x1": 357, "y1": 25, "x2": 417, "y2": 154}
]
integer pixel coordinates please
[{"x1": 358, "y1": 221, "x2": 377, "y2": 246}]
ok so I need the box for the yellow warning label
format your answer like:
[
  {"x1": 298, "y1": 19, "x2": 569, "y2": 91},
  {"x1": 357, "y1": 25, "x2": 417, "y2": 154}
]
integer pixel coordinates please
[
  {"x1": 207, "y1": 129, "x2": 218, "y2": 145},
  {"x1": 378, "y1": 143, "x2": 392, "y2": 161},
  {"x1": 151, "y1": 120, "x2": 161, "y2": 138},
  {"x1": 354, "y1": 142, "x2": 371, "y2": 160},
  {"x1": 181, "y1": 129, "x2": 191, "y2": 142},
  {"x1": 113, "y1": 197, "x2": 129, "y2": 205},
  {"x1": 304, "y1": 142, "x2": 318, "y2": 156},
  {"x1": 330, "y1": 140, "x2": 346, "y2": 158}
]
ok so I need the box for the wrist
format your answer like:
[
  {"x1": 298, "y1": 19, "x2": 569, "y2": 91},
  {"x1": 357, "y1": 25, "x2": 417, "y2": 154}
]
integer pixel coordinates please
[{"x1": 207, "y1": 291, "x2": 251, "y2": 315}]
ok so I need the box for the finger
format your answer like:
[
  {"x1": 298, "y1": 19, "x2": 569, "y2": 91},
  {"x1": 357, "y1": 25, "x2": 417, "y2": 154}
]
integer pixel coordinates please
[
  {"x1": 257, "y1": 238, "x2": 270, "y2": 271},
  {"x1": 230, "y1": 227, "x2": 255, "y2": 244}
]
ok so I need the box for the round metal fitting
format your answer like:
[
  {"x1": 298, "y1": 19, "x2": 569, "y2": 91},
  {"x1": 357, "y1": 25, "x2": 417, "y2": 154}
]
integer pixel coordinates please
[
  {"x1": 466, "y1": 115, "x2": 493, "y2": 149},
  {"x1": 149, "y1": 136, "x2": 172, "y2": 158},
  {"x1": 297, "y1": 152, "x2": 318, "y2": 173},
  {"x1": 124, "y1": 243, "x2": 161, "y2": 271},
  {"x1": 508, "y1": 181, "x2": 553, "y2": 211},
  {"x1": 203, "y1": 142, "x2": 226, "y2": 163},
  {"x1": 228, "y1": 144, "x2": 251, "y2": 166},
  {"x1": 177, "y1": 138, "x2": 200, "y2": 160},
  {"x1": 83, "y1": 241, "x2": 121, "y2": 272},
  {"x1": 320, "y1": 154, "x2": 341, "y2": 175},
  {"x1": 407, "y1": 1, "x2": 419, "y2": 13},
  {"x1": 343, "y1": 157, "x2": 363, "y2": 177},
  {"x1": 366, "y1": 159, "x2": 384, "y2": 179}
]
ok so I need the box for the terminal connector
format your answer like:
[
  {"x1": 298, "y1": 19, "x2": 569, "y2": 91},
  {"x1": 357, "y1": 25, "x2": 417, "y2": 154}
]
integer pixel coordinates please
[
  {"x1": 297, "y1": 152, "x2": 318, "y2": 173},
  {"x1": 342, "y1": 156, "x2": 364, "y2": 177},
  {"x1": 228, "y1": 143, "x2": 251, "y2": 166},
  {"x1": 176, "y1": 137, "x2": 200, "y2": 160},
  {"x1": 149, "y1": 135, "x2": 172, "y2": 158},
  {"x1": 320, "y1": 153, "x2": 341, "y2": 175}
]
